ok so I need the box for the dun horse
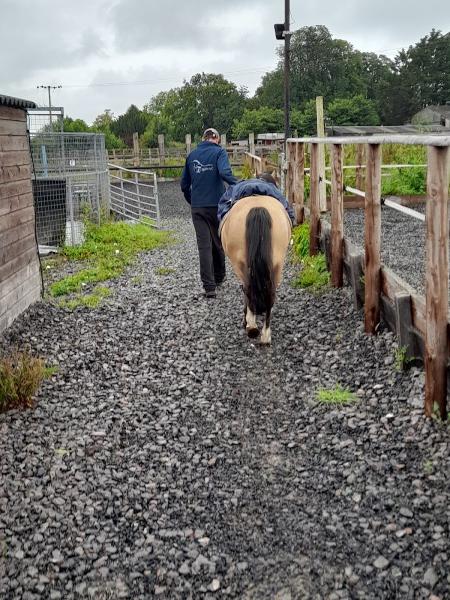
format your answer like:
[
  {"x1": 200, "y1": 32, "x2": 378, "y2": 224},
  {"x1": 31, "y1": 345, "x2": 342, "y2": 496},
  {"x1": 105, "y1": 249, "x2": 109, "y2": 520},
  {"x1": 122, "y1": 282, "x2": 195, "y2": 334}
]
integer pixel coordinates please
[{"x1": 220, "y1": 195, "x2": 292, "y2": 344}]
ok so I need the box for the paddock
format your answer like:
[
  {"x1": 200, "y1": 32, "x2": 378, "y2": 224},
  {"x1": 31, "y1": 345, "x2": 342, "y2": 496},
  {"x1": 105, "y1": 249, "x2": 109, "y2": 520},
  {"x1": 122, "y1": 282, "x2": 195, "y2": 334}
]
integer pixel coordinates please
[{"x1": 1, "y1": 181, "x2": 449, "y2": 599}]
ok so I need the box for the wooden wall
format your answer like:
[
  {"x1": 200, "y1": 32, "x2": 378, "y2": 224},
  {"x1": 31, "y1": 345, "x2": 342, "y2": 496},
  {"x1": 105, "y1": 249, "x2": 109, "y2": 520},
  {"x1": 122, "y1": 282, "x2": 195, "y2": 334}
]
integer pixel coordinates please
[{"x1": 0, "y1": 104, "x2": 41, "y2": 333}]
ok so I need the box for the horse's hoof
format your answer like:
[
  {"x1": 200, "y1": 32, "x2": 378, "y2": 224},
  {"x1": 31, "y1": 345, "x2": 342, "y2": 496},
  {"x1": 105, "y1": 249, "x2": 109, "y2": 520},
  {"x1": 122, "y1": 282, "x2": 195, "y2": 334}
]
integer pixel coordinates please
[{"x1": 246, "y1": 326, "x2": 260, "y2": 339}]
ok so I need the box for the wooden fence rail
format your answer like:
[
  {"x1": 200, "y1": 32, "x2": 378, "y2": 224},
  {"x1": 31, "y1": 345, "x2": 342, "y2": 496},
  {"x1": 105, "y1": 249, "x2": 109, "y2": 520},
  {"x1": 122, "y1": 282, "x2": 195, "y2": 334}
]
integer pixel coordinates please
[{"x1": 286, "y1": 135, "x2": 450, "y2": 420}]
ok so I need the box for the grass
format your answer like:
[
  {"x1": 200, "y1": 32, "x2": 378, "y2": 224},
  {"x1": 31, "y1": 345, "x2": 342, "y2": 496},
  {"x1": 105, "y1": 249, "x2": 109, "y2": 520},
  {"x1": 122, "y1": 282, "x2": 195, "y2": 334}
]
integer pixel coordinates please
[
  {"x1": 0, "y1": 350, "x2": 56, "y2": 412},
  {"x1": 316, "y1": 385, "x2": 357, "y2": 405},
  {"x1": 291, "y1": 222, "x2": 330, "y2": 292},
  {"x1": 293, "y1": 253, "x2": 330, "y2": 291},
  {"x1": 57, "y1": 286, "x2": 111, "y2": 310},
  {"x1": 49, "y1": 219, "x2": 171, "y2": 306},
  {"x1": 292, "y1": 222, "x2": 310, "y2": 261},
  {"x1": 155, "y1": 267, "x2": 175, "y2": 276}
]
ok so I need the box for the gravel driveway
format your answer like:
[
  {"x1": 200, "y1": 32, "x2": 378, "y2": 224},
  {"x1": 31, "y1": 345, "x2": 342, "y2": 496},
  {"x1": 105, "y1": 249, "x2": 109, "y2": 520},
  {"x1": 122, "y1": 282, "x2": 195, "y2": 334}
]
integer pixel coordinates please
[{"x1": 1, "y1": 182, "x2": 449, "y2": 599}]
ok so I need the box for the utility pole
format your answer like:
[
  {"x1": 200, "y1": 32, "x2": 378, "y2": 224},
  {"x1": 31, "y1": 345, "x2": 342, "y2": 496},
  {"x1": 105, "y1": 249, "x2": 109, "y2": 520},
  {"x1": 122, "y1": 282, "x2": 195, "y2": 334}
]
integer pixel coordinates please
[
  {"x1": 284, "y1": 0, "x2": 290, "y2": 142},
  {"x1": 37, "y1": 85, "x2": 62, "y2": 124}
]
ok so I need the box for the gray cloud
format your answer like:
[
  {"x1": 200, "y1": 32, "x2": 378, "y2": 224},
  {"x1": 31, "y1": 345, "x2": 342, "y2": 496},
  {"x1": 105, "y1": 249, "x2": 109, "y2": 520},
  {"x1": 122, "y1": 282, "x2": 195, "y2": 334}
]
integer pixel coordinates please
[{"x1": 1, "y1": 0, "x2": 448, "y2": 122}]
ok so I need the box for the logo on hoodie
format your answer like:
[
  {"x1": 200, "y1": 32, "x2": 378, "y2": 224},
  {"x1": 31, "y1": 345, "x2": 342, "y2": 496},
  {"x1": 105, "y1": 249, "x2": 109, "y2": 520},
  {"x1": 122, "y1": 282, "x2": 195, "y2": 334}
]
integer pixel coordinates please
[{"x1": 193, "y1": 159, "x2": 214, "y2": 174}]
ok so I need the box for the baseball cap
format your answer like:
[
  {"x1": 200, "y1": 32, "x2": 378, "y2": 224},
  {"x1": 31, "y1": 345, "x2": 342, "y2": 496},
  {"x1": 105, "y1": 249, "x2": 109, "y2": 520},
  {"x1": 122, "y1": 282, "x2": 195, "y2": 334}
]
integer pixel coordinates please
[{"x1": 202, "y1": 128, "x2": 220, "y2": 140}]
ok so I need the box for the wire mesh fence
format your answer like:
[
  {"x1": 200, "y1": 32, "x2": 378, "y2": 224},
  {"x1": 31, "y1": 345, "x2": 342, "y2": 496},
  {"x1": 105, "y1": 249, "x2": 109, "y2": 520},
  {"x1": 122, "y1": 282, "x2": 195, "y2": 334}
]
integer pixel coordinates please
[{"x1": 28, "y1": 127, "x2": 110, "y2": 248}]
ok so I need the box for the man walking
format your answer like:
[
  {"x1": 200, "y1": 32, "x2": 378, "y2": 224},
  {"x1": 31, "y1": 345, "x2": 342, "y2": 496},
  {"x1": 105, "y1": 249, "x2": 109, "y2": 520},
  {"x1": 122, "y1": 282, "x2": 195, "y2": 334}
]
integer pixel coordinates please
[{"x1": 181, "y1": 128, "x2": 237, "y2": 298}]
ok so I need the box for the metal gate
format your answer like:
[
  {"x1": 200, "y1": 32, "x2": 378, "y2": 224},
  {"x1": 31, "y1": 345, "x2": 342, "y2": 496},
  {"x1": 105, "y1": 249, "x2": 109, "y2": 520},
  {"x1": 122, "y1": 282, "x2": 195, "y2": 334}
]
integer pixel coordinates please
[{"x1": 109, "y1": 165, "x2": 161, "y2": 228}]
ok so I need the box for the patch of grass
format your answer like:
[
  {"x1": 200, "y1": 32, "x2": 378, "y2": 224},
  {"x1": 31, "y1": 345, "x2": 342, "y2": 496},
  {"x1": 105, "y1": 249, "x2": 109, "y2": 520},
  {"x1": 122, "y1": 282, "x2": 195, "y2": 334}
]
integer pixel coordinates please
[
  {"x1": 43, "y1": 365, "x2": 59, "y2": 378},
  {"x1": 0, "y1": 350, "x2": 53, "y2": 412},
  {"x1": 58, "y1": 286, "x2": 111, "y2": 310},
  {"x1": 156, "y1": 266, "x2": 175, "y2": 276},
  {"x1": 131, "y1": 275, "x2": 143, "y2": 284},
  {"x1": 240, "y1": 163, "x2": 254, "y2": 179},
  {"x1": 50, "y1": 220, "x2": 171, "y2": 302},
  {"x1": 316, "y1": 385, "x2": 357, "y2": 405},
  {"x1": 292, "y1": 222, "x2": 310, "y2": 261},
  {"x1": 293, "y1": 253, "x2": 330, "y2": 291}
]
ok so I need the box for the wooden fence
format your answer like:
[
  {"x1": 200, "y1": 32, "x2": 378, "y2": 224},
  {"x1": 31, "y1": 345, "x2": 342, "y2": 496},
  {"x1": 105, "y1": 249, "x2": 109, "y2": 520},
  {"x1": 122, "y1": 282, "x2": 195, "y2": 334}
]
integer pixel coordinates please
[{"x1": 285, "y1": 135, "x2": 450, "y2": 420}]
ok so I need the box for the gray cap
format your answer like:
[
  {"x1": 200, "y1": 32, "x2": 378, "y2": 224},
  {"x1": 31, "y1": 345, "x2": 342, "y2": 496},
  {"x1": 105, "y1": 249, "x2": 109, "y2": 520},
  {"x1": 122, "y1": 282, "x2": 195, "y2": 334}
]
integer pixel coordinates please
[{"x1": 202, "y1": 127, "x2": 220, "y2": 140}]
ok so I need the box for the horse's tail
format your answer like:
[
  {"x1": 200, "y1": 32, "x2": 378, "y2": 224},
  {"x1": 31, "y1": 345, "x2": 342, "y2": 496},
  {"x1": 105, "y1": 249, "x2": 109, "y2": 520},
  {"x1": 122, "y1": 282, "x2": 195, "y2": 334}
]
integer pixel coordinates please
[{"x1": 245, "y1": 207, "x2": 275, "y2": 315}]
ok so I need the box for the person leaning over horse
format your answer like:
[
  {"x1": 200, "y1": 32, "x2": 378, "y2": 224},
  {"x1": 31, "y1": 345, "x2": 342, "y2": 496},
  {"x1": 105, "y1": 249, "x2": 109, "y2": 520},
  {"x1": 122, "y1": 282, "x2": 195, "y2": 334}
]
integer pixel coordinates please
[
  {"x1": 217, "y1": 173, "x2": 294, "y2": 230},
  {"x1": 181, "y1": 128, "x2": 237, "y2": 299}
]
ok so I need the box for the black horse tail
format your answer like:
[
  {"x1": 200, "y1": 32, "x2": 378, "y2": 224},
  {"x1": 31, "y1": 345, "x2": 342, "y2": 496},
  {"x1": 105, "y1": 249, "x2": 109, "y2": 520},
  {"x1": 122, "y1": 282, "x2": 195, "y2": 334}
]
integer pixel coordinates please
[{"x1": 245, "y1": 207, "x2": 275, "y2": 315}]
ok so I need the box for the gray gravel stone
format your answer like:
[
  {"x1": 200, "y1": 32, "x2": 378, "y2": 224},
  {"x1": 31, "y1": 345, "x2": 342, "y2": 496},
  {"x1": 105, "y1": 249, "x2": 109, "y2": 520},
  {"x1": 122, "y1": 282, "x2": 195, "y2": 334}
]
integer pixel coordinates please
[{"x1": 0, "y1": 182, "x2": 449, "y2": 599}]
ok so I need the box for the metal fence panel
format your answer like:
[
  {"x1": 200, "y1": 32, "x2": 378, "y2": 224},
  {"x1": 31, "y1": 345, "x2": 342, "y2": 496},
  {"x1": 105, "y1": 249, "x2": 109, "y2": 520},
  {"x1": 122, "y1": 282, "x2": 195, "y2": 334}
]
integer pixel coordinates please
[{"x1": 109, "y1": 165, "x2": 160, "y2": 228}]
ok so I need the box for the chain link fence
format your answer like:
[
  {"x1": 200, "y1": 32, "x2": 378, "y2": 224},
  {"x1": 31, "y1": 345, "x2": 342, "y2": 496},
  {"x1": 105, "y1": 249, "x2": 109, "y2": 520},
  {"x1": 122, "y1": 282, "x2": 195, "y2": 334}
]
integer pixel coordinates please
[{"x1": 28, "y1": 111, "x2": 110, "y2": 248}]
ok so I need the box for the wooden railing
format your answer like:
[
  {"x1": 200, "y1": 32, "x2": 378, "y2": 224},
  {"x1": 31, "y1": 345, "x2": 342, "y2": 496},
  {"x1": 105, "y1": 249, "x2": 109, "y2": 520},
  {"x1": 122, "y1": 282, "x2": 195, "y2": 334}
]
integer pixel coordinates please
[{"x1": 285, "y1": 135, "x2": 450, "y2": 420}]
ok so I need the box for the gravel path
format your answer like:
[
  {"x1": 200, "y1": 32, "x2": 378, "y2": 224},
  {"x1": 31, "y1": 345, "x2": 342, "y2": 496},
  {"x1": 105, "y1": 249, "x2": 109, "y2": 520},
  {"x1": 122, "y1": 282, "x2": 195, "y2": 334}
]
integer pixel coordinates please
[
  {"x1": 341, "y1": 203, "x2": 428, "y2": 295},
  {"x1": 1, "y1": 183, "x2": 449, "y2": 599}
]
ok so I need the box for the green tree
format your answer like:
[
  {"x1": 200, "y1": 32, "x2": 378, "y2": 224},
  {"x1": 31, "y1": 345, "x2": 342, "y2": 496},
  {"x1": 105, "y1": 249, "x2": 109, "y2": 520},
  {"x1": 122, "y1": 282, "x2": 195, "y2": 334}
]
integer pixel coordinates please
[
  {"x1": 327, "y1": 95, "x2": 380, "y2": 126},
  {"x1": 393, "y1": 29, "x2": 450, "y2": 122},
  {"x1": 232, "y1": 107, "x2": 285, "y2": 138},
  {"x1": 63, "y1": 117, "x2": 90, "y2": 132},
  {"x1": 145, "y1": 73, "x2": 248, "y2": 142},
  {"x1": 110, "y1": 104, "x2": 149, "y2": 146}
]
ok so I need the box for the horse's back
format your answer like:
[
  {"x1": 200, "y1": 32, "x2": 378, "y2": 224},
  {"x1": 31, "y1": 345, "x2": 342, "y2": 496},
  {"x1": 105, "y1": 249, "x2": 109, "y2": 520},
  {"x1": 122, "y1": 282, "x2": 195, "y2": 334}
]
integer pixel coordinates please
[{"x1": 221, "y1": 195, "x2": 291, "y2": 285}]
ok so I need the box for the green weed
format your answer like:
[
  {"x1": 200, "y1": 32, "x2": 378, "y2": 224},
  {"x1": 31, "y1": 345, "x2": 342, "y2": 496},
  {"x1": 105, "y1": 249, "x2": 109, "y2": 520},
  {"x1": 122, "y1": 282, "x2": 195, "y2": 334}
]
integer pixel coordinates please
[
  {"x1": 156, "y1": 267, "x2": 175, "y2": 276},
  {"x1": 394, "y1": 345, "x2": 412, "y2": 372},
  {"x1": 57, "y1": 286, "x2": 111, "y2": 310},
  {"x1": 0, "y1": 350, "x2": 54, "y2": 412},
  {"x1": 293, "y1": 253, "x2": 330, "y2": 291},
  {"x1": 316, "y1": 385, "x2": 357, "y2": 405},
  {"x1": 292, "y1": 222, "x2": 310, "y2": 261},
  {"x1": 50, "y1": 220, "x2": 171, "y2": 301}
]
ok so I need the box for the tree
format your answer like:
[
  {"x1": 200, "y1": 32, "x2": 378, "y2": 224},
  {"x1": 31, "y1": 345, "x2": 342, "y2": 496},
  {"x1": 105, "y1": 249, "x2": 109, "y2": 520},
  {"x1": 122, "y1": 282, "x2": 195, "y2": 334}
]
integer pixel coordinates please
[
  {"x1": 63, "y1": 117, "x2": 90, "y2": 132},
  {"x1": 232, "y1": 107, "x2": 284, "y2": 138},
  {"x1": 327, "y1": 95, "x2": 380, "y2": 126},
  {"x1": 110, "y1": 104, "x2": 148, "y2": 146},
  {"x1": 145, "y1": 73, "x2": 248, "y2": 142},
  {"x1": 253, "y1": 70, "x2": 284, "y2": 109},
  {"x1": 394, "y1": 30, "x2": 450, "y2": 122}
]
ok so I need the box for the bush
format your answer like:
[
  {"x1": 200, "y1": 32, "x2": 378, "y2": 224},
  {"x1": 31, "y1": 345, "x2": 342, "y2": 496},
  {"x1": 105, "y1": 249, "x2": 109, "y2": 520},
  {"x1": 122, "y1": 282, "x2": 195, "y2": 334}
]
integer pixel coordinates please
[{"x1": 0, "y1": 351, "x2": 53, "y2": 412}]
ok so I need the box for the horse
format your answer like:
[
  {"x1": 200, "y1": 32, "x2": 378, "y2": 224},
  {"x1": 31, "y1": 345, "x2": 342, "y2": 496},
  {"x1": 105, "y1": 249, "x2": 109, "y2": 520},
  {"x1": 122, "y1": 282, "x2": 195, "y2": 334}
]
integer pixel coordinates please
[{"x1": 220, "y1": 195, "x2": 292, "y2": 345}]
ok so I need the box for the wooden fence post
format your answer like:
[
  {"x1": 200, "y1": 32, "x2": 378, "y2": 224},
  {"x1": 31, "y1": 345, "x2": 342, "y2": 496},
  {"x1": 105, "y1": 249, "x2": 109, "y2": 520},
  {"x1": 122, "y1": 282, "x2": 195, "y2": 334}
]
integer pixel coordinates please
[
  {"x1": 185, "y1": 134, "x2": 192, "y2": 156},
  {"x1": 133, "y1": 132, "x2": 140, "y2": 167},
  {"x1": 316, "y1": 96, "x2": 327, "y2": 212},
  {"x1": 331, "y1": 143, "x2": 344, "y2": 287},
  {"x1": 364, "y1": 143, "x2": 382, "y2": 334},
  {"x1": 355, "y1": 144, "x2": 365, "y2": 191},
  {"x1": 425, "y1": 145, "x2": 449, "y2": 420},
  {"x1": 249, "y1": 132, "x2": 255, "y2": 155},
  {"x1": 285, "y1": 141, "x2": 294, "y2": 210},
  {"x1": 309, "y1": 143, "x2": 320, "y2": 255},
  {"x1": 158, "y1": 134, "x2": 165, "y2": 165},
  {"x1": 220, "y1": 133, "x2": 227, "y2": 147},
  {"x1": 294, "y1": 142, "x2": 305, "y2": 224}
]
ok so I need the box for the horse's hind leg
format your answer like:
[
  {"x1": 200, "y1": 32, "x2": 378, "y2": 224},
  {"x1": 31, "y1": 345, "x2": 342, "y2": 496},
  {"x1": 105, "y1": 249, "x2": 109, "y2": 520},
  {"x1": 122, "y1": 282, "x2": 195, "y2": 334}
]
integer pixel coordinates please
[
  {"x1": 260, "y1": 309, "x2": 272, "y2": 345},
  {"x1": 245, "y1": 305, "x2": 259, "y2": 339}
]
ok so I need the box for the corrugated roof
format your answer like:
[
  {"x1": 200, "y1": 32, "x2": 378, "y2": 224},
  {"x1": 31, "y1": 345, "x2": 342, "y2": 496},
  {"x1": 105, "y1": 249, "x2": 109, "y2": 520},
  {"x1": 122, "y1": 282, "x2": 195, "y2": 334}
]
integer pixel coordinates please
[
  {"x1": 326, "y1": 124, "x2": 450, "y2": 136},
  {"x1": 0, "y1": 94, "x2": 37, "y2": 109}
]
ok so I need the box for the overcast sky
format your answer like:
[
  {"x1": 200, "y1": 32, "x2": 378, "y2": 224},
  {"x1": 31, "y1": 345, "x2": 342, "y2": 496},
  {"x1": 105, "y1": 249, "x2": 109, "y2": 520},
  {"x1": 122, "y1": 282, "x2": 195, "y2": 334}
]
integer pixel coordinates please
[{"x1": 2, "y1": 0, "x2": 449, "y2": 124}]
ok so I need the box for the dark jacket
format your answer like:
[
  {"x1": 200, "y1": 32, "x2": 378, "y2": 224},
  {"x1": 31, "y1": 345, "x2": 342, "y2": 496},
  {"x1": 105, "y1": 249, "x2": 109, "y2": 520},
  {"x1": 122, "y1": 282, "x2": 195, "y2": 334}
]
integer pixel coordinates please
[
  {"x1": 217, "y1": 178, "x2": 295, "y2": 223},
  {"x1": 180, "y1": 141, "x2": 237, "y2": 207}
]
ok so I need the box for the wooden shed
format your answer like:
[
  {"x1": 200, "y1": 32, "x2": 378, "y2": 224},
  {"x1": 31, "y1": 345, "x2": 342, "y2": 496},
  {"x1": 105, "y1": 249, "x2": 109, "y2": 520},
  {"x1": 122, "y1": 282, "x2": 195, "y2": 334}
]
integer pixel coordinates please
[{"x1": 0, "y1": 94, "x2": 41, "y2": 333}]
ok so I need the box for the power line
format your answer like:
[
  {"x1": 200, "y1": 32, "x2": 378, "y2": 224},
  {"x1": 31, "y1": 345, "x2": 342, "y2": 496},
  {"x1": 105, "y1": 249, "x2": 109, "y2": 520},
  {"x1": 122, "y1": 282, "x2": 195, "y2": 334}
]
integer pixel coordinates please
[{"x1": 37, "y1": 84, "x2": 62, "y2": 122}]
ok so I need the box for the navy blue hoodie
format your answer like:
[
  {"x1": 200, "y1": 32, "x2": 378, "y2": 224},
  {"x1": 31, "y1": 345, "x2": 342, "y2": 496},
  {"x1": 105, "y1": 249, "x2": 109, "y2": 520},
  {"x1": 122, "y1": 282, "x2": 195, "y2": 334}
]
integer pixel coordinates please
[{"x1": 180, "y1": 141, "x2": 237, "y2": 207}]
